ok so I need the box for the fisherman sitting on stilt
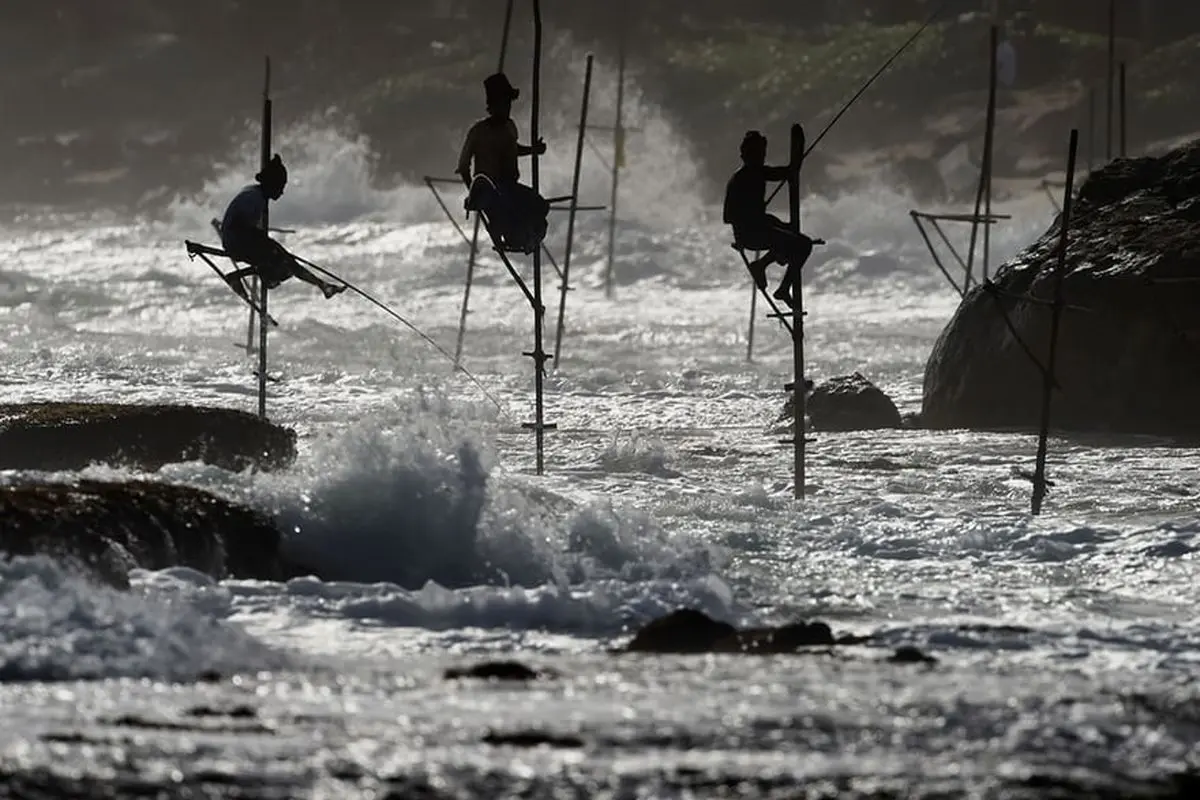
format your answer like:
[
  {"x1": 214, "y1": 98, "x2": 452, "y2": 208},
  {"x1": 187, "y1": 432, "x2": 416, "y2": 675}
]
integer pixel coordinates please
[
  {"x1": 724, "y1": 131, "x2": 822, "y2": 307},
  {"x1": 217, "y1": 154, "x2": 345, "y2": 300},
  {"x1": 456, "y1": 72, "x2": 549, "y2": 254}
]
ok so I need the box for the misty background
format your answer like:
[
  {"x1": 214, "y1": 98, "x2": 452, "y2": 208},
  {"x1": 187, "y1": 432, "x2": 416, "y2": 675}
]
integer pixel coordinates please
[{"x1": 1, "y1": 0, "x2": 1197, "y2": 216}]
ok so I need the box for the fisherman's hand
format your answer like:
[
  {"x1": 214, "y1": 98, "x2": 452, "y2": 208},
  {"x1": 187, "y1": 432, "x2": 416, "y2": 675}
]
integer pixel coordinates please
[{"x1": 534, "y1": 138, "x2": 547, "y2": 155}]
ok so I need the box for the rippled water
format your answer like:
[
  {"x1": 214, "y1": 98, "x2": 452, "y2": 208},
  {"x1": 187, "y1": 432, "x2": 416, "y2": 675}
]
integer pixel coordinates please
[{"x1": 1, "y1": 102, "x2": 1197, "y2": 797}]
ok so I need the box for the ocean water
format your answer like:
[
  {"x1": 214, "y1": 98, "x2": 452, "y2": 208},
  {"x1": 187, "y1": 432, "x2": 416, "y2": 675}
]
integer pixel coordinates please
[{"x1": 1, "y1": 71, "x2": 1198, "y2": 798}]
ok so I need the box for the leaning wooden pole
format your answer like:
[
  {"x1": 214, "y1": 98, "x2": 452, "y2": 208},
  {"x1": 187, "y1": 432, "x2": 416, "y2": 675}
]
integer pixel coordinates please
[
  {"x1": 454, "y1": 0, "x2": 515, "y2": 368},
  {"x1": 789, "y1": 123, "x2": 806, "y2": 500},
  {"x1": 1086, "y1": 87, "x2": 1096, "y2": 174},
  {"x1": 602, "y1": 17, "x2": 627, "y2": 299},
  {"x1": 257, "y1": 56, "x2": 272, "y2": 419},
  {"x1": 966, "y1": 25, "x2": 999, "y2": 289},
  {"x1": 553, "y1": 53, "x2": 594, "y2": 366},
  {"x1": 1106, "y1": 0, "x2": 1116, "y2": 161},
  {"x1": 530, "y1": 0, "x2": 548, "y2": 474},
  {"x1": 1119, "y1": 61, "x2": 1127, "y2": 157},
  {"x1": 1031, "y1": 128, "x2": 1079, "y2": 516},
  {"x1": 745, "y1": 281, "x2": 758, "y2": 363},
  {"x1": 982, "y1": 24, "x2": 998, "y2": 283}
]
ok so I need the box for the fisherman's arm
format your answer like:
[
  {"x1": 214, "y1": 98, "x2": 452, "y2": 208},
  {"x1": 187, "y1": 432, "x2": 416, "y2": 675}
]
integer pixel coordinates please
[
  {"x1": 517, "y1": 140, "x2": 546, "y2": 157},
  {"x1": 513, "y1": 120, "x2": 545, "y2": 157},
  {"x1": 763, "y1": 165, "x2": 790, "y2": 181},
  {"x1": 455, "y1": 126, "x2": 477, "y2": 188}
]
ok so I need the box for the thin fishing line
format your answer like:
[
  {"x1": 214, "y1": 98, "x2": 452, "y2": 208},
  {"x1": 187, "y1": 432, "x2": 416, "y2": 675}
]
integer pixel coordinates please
[
  {"x1": 767, "y1": 0, "x2": 959, "y2": 205},
  {"x1": 293, "y1": 254, "x2": 509, "y2": 415}
]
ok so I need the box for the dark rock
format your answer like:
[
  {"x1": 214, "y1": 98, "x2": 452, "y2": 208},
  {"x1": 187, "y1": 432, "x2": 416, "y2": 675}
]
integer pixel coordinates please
[
  {"x1": 186, "y1": 704, "x2": 257, "y2": 719},
  {"x1": 444, "y1": 661, "x2": 548, "y2": 681},
  {"x1": 0, "y1": 480, "x2": 287, "y2": 587},
  {"x1": 713, "y1": 621, "x2": 835, "y2": 654},
  {"x1": 625, "y1": 609, "x2": 838, "y2": 655},
  {"x1": 0, "y1": 402, "x2": 296, "y2": 473},
  {"x1": 888, "y1": 645, "x2": 938, "y2": 664},
  {"x1": 624, "y1": 608, "x2": 737, "y2": 653},
  {"x1": 482, "y1": 730, "x2": 585, "y2": 748},
  {"x1": 797, "y1": 372, "x2": 903, "y2": 432},
  {"x1": 922, "y1": 139, "x2": 1200, "y2": 437}
]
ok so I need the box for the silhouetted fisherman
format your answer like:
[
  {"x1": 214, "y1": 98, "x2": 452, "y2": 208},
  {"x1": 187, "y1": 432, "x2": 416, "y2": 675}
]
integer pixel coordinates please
[
  {"x1": 456, "y1": 72, "x2": 549, "y2": 253},
  {"x1": 218, "y1": 154, "x2": 345, "y2": 300},
  {"x1": 723, "y1": 131, "x2": 822, "y2": 307}
]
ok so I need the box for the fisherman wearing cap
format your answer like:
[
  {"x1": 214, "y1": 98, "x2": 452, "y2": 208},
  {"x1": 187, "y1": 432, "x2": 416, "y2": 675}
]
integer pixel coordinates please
[
  {"x1": 723, "y1": 131, "x2": 822, "y2": 307},
  {"x1": 455, "y1": 72, "x2": 549, "y2": 253},
  {"x1": 217, "y1": 154, "x2": 345, "y2": 300}
]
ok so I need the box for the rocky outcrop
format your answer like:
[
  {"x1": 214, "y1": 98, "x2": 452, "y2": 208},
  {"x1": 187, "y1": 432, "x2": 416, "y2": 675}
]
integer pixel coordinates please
[
  {"x1": 0, "y1": 480, "x2": 287, "y2": 588},
  {"x1": 0, "y1": 403, "x2": 296, "y2": 472},
  {"x1": 923, "y1": 139, "x2": 1200, "y2": 437}
]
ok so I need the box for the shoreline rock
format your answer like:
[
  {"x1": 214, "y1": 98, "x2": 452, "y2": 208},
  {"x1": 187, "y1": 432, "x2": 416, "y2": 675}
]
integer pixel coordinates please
[
  {"x1": 0, "y1": 480, "x2": 287, "y2": 588},
  {"x1": 0, "y1": 402, "x2": 296, "y2": 473},
  {"x1": 922, "y1": 138, "x2": 1200, "y2": 438}
]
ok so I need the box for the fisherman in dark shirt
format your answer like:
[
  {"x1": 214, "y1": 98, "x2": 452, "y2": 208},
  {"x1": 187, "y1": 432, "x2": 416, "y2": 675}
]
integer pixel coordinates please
[
  {"x1": 218, "y1": 154, "x2": 345, "y2": 300},
  {"x1": 723, "y1": 131, "x2": 821, "y2": 306},
  {"x1": 456, "y1": 72, "x2": 549, "y2": 254}
]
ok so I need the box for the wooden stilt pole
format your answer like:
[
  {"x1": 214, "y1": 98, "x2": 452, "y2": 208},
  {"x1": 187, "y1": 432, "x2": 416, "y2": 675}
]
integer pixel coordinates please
[
  {"x1": 244, "y1": 275, "x2": 258, "y2": 354},
  {"x1": 1106, "y1": 0, "x2": 1116, "y2": 162},
  {"x1": 1119, "y1": 61, "x2": 1127, "y2": 157},
  {"x1": 1031, "y1": 128, "x2": 1079, "y2": 516},
  {"x1": 454, "y1": 0, "x2": 515, "y2": 368},
  {"x1": 553, "y1": 53, "x2": 594, "y2": 367},
  {"x1": 257, "y1": 56, "x2": 272, "y2": 420},
  {"x1": 746, "y1": 279, "x2": 758, "y2": 363},
  {"x1": 1087, "y1": 87, "x2": 1096, "y2": 174},
  {"x1": 529, "y1": 0, "x2": 548, "y2": 474},
  {"x1": 602, "y1": 13, "x2": 627, "y2": 300},
  {"x1": 982, "y1": 24, "x2": 998, "y2": 283},
  {"x1": 789, "y1": 123, "x2": 806, "y2": 500},
  {"x1": 966, "y1": 25, "x2": 999, "y2": 290}
]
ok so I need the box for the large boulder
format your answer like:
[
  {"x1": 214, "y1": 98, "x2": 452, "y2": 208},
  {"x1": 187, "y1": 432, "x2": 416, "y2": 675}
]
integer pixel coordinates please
[
  {"x1": 923, "y1": 139, "x2": 1200, "y2": 436},
  {"x1": 0, "y1": 403, "x2": 296, "y2": 472},
  {"x1": 0, "y1": 480, "x2": 287, "y2": 588}
]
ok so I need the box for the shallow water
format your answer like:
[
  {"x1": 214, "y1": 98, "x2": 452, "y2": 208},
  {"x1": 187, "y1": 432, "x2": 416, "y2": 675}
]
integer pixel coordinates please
[{"x1": 0, "y1": 111, "x2": 1197, "y2": 797}]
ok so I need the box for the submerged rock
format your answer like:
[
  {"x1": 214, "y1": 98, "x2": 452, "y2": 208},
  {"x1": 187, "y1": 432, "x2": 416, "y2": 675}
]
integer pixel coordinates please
[
  {"x1": 0, "y1": 480, "x2": 286, "y2": 588},
  {"x1": 0, "y1": 402, "x2": 296, "y2": 472},
  {"x1": 807, "y1": 372, "x2": 903, "y2": 431},
  {"x1": 778, "y1": 373, "x2": 902, "y2": 432},
  {"x1": 923, "y1": 138, "x2": 1200, "y2": 437},
  {"x1": 444, "y1": 661, "x2": 550, "y2": 681},
  {"x1": 624, "y1": 609, "x2": 836, "y2": 655}
]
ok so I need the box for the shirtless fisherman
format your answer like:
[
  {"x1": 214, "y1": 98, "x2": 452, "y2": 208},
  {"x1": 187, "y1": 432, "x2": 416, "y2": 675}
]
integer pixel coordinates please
[
  {"x1": 455, "y1": 72, "x2": 549, "y2": 253},
  {"x1": 218, "y1": 154, "x2": 345, "y2": 300},
  {"x1": 723, "y1": 130, "x2": 822, "y2": 307}
]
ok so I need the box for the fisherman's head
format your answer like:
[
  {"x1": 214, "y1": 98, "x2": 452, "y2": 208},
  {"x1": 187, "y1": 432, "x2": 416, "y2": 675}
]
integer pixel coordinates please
[
  {"x1": 256, "y1": 153, "x2": 288, "y2": 200},
  {"x1": 740, "y1": 131, "x2": 767, "y2": 166},
  {"x1": 484, "y1": 72, "x2": 519, "y2": 118}
]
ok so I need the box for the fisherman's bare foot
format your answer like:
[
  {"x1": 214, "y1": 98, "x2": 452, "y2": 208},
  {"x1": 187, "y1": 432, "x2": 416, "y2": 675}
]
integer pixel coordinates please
[
  {"x1": 748, "y1": 258, "x2": 768, "y2": 291},
  {"x1": 772, "y1": 286, "x2": 793, "y2": 307},
  {"x1": 322, "y1": 283, "x2": 347, "y2": 299}
]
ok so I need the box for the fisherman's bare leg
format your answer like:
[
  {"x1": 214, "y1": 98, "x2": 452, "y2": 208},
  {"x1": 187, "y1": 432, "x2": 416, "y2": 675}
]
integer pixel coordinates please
[{"x1": 287, "y1": 260, "x2": 346, "y2": 299}]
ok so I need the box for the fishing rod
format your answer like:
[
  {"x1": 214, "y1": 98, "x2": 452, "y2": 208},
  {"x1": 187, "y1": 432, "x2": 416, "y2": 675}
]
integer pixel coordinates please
[
  {"x1": 766, "y1": 0, "x2": 958, "y2": 205},
  {"x1": 292, "y1": 254, "x2": 508, "y2": 414}
]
